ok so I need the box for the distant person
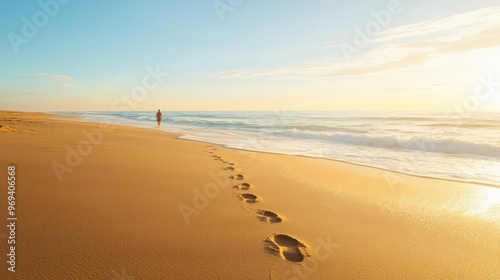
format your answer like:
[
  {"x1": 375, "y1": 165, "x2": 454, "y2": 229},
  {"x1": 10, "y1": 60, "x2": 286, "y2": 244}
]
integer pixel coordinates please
[{"x1": 156, "y1": 109, "x2": 163, "y2": 127}]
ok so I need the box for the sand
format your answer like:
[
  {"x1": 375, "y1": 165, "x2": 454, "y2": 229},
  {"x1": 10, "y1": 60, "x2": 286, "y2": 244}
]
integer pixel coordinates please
[{"x1": 0, "y1": 110, "x2": 499, "y2": 279}]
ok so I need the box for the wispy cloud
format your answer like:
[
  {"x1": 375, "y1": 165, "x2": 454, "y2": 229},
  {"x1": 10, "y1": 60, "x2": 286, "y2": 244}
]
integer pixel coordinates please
[
  {"x1": 210, "y1": 44, "x2": 434, "y2": 79},
  {"x1": 209, "y1": 6, "x2": 500, "y2": 80},
  {"x1": 374, "y1": 6, "x2": 500, "y2": 43},
  {"x1": 33, "y1": 73, "x2": 72, "y2": 80}
]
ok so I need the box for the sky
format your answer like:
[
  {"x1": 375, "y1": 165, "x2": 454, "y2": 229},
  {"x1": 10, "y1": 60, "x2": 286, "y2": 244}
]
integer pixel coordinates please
[{"x1": 0, "y1": 0, "x2": 499, "y2": 112}]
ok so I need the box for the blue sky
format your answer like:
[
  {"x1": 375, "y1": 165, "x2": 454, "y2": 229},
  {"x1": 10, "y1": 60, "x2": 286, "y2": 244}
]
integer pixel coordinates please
[{"x1": 1, "y1": 0, "x2": 499, "y2": 111}]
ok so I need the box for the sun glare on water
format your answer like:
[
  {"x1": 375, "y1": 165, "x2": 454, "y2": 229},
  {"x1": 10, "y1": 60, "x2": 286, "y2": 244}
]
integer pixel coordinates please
[{"x1": 466, "y1": 187, "x2": 500, "y2": 219}]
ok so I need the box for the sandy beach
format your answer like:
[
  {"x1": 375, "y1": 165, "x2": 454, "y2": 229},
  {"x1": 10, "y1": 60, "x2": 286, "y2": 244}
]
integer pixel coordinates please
[{"x1": 0, "y1": 110, "x2": 499, "y2": 280}]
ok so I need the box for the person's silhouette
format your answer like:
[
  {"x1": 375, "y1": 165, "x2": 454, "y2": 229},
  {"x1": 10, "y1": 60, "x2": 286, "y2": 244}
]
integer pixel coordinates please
[{"x1": 156, "y1": 109, "x2": 163, "y2": 127}]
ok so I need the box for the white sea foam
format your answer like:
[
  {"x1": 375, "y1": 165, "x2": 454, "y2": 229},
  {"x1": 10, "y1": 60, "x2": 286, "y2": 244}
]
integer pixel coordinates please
[{"x1": 272, "y1": 129, "x2": 500, "y2": 157}]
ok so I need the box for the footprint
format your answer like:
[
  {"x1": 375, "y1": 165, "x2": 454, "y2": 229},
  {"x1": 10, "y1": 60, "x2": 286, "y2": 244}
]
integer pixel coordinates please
[
  {"x1": 226, "y1": 166, "x2": 235, "y2": 171},
  {"x1": 267, "y1": 234, "x2": 307, "y2": 262},
  {"x1": 233, "y1": 182, "x2": 251, "y2": 190},
  {"x1": 238, "y1": 193, "x2": 259, "y2": 203},
  {"x1": 228, "y1": 162, "x2": 235, "y2": 166},
  {"x1": 230, "y1": 174, "x2": 245, "y2": 180},
  {"x1": 257, "y1": 210, "x2": 282, "y2": 223}
]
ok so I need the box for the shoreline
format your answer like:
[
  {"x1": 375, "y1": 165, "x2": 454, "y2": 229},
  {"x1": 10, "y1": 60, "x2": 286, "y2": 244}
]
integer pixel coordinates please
[
  {"x1": 1, "y1": 110, "x2": 499, "y2": 279},
  {"x1": 58, "y1": 110, "x2": 500, "y2": 189},
  {"x1": 181, "y1": 137, "x2": 500, "y2": 189}
]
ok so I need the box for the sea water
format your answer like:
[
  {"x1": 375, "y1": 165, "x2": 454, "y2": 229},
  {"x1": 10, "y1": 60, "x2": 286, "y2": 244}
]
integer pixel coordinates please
[{"x1": 58, "y1": 111, "x2": 500, "y2": 187}]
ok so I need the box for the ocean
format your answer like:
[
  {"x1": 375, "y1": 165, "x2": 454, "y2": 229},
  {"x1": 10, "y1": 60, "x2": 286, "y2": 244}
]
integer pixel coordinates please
[{"x1": 58, "y1": 111, "x2": 500, "y2": 187}]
